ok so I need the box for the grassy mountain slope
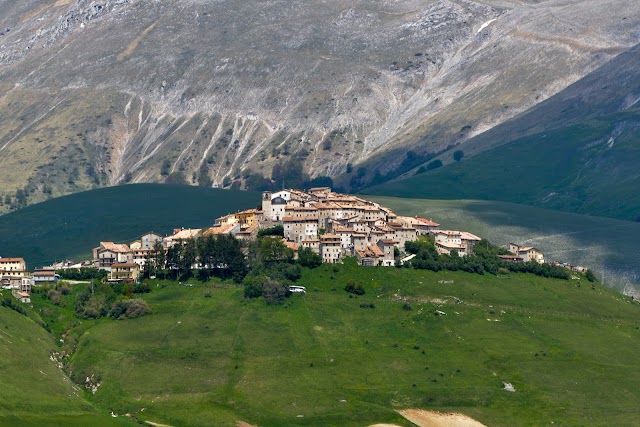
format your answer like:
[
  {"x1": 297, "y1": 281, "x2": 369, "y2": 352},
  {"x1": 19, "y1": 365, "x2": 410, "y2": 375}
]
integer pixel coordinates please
[
  {"x1": 0, "y1": 306, "x2": 133, "y2": 426},
  {"x1": 365, "y1": 110, "x2": 640, "y2": 220},
  {"x1": 28, "y1": 265, "x2": 640, "y2": 426},
  {"x1": 0, "y1": 184, "x2": 258, "y2": 267},
  {"x1": 367, "y1": 196, "x2": 640, "y2": 296}
]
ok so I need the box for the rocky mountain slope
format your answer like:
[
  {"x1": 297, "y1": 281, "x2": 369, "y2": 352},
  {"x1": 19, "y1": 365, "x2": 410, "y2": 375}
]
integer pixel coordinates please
[
  {"x1": 0, "y1": 0, "x2": 638, "y2": 210},
  {"x1": 365, "y1": 42, "x2": 640, "y2": 221}
]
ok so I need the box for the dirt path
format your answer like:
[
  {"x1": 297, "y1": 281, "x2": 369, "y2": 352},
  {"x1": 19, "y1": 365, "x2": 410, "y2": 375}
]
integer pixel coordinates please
[{"x1": 397, "y1": 409, "x2": 486, "y2": 427}]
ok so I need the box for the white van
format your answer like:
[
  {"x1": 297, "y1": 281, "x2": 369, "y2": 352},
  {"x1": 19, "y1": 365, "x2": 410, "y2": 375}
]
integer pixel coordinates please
[{"x1": 289, "y1": 285, "x2": 306, "y2": 294}]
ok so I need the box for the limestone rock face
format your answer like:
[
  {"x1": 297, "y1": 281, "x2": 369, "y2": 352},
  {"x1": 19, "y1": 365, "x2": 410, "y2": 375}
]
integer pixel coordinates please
[{"x1": 0, "y1": 0, "x2": 638, "y2": 206}]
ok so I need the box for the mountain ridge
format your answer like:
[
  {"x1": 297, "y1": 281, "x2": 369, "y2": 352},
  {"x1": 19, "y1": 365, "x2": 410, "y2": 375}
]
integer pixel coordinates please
[{"x1": 1, "y1": 0, "x2": 639, "y2": 211}]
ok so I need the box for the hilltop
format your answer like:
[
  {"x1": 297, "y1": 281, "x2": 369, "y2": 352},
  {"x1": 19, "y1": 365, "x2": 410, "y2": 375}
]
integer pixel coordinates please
[
  {"x1": 1, "y1": 0, "x2": 639, "y2": 210},
  {"x1": 7, "y1": 262, "x2": 640, "y2": 426},
  {"x1": 2, "y1": 184, "x2": 639, "y2": 294}
]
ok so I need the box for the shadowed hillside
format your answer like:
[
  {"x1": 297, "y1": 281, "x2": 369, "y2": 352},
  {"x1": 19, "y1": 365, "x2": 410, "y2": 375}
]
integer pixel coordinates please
[
  {"x1": 0, "y1": 184, "x2": 258, "y2": 267},
  {"x1": 361, "y1": 43, "x2": 640, "y2": 220},
  {"x1": 365, "y1": 110, "x2": 640, "y2": 220}
]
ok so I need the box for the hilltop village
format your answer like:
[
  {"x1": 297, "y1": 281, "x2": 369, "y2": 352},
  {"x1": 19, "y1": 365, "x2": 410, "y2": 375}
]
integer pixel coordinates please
[{"x1": 1, "y1": 187, "x2": 587, "y2": 304}]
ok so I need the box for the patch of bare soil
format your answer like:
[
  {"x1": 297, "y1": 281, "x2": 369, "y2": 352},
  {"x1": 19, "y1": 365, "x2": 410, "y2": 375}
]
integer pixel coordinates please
[
  {"x1": 397, "y1": 409, "x2": 487, "y2": 427},
  {"x1": 236, "y1": 421, "x2": 257, "y2": 427}
]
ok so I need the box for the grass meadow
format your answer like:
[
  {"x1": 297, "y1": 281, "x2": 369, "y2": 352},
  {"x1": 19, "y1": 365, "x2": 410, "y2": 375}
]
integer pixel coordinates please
[
  {"x1": 18, "y1": 261, "x2": 640, "y2": 426},
  {"x1": 0, "y1": 301, "x2": 135, "y2": 426}
]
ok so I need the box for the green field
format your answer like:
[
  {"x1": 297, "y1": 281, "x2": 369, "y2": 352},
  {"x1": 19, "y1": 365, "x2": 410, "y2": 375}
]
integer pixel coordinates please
[
  {"x1": 13, "y1": 262, "x2": 640, "y2": 426},
  {"x1": 0, "y1": 300, "x2": 134, "y2": 426},
  {"x1": 0, "y1": 184, "x2": 258, "y2": 268},
  {"x1": 367, "y1": 196, "x2": 640, "y2": 297},
  {"x1": 365, "y1": 111, "x2": 640, "y2": 221}
]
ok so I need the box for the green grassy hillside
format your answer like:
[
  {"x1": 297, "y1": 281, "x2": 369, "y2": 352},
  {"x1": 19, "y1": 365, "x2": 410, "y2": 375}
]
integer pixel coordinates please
[
  {"x1": 25, "y1": 263, "x2": 640, "y2": 426},
  {"x1": 0, "y1": 305, "x2": 133, "y2": 426},
  {"x1": 0, "y1": 184, "x2": 258, "y2": 268},
  {"x1": 367, "y1": 196, "x2": 640, "y2": 296},
  {"x1": 365, "y1": 111, "x2": 640, "y2": 221}
]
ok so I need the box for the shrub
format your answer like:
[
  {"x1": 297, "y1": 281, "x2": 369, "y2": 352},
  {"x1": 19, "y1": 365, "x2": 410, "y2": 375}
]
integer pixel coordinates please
[
  {"x1": 585, "y1": 269, "x2": 596, "y2": 282},
  {"x1": 426, "y1": 159, "x2": 443, "y2": 171},
  {"x1": 110, "y1": 299, "x2": 151, "y2": 319},
  {"x1": 453, "y1": 150, "x2": 464, "y2": 161},
  {"x1": 47, "y1": 289, "x2": 62, "y2": 305},
  {"x1": 261, "y1": 277, "x2": 289, "y2": 305},
  {"x1": 1, "y1": 297, "x2": 26, "y2": 315},
  {"x1": 60, "y1": 285, "x2": 71, "y2": 295},
  {"x1": 134, "y1": 282, "x2": 151, "y2": 294},
  {"x1": 345, "y1": 281, "x2": 365, "y2": 295}
]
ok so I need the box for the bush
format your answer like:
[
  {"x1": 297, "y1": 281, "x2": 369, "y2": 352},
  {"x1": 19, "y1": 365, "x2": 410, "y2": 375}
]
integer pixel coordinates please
[
  {"x1": 134, "y1": 282, "x2": 151, "y2": 294},
  {"x1": 60, "y1": 285, "x2": 71, "y2": 295},
  {"x1": 426, "y1": 159, "x2": 443, "y2": 171},
  {"x1": 345, "y1": 281, "x2": 365, "y2": 295},
  {"x1": 262, "y1": 277, "x2": 289, "y2": 305},
  {"x1": 453, "y1": 150, "x2": 464, "y2": 161},
  {"x1": 47, "y1": 289, "x2": 62, "y2": 305},
  {"x1": 1, "y1": 297, "x2": 26, "y2": 315},
  {"x1": 585, "y1": 269, "x2": 596, "y2": 282},
  {"x1": 110, "y1": 299, "x2": 151, "y2": 319},
  {"x1": 243, "y1": 274, "x2": 290, "y2": 304}
]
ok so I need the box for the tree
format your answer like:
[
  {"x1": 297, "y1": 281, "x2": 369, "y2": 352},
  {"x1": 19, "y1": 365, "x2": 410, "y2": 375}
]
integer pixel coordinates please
[
  {"x1": 585, "y1": 269, "x2": 596, "y2": 282},
  {"x1": 153, "y1": 241, "x2": 166, "y2": 277},
  {"x1": 165, "y1": 171, "x2": 187, "y2": 185},
  {"x1": 298, "y1": 247, "x2": 322, "y2": 268},
  {"x1": 166, "y1": 245, "x2": 181, "y2": 278},
  {"x1": 160, "y1": 159, "x2": 172, "y2": 176},
  {"x1": 259, "y1": 237, "x2": 294, "y2": 266},
  {"x1": 179, "y1": 238, "x2": 198, "y2": 277},
  {"x1": 261, "y1": 277, "x2": 289, "y2": 304},
  {"x1": 257, "y1": 225, "x2": 284, "y2": 238},
  {"x1": 426, "y1": 159, "x2": 443, "y2": 171},
  {"x1": 453, "y1": 150, "x2": 464, "y2": 161}
]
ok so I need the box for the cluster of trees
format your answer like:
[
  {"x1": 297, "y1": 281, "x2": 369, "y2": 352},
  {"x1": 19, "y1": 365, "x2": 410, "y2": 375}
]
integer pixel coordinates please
[
  {"x1": 144, "y1": 234, "x2": 246, "y2": 281},
  {"x1": 405, "y1": 238, "x2": 572, "y2": 280},
  {"x1": 137, "y1": 232, "x2": 323, "y2": 304},
  {"x1": 30, "y1": 281, "x2": 151, "y2": 320},
  {"x1": 242, "y1": 237, "x2": 323, "y2": 304},
  {"x1": 57, "y1": 267, "x2": 107, "y2": 281}
]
